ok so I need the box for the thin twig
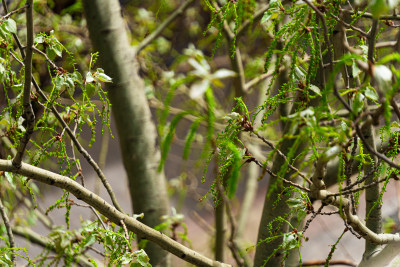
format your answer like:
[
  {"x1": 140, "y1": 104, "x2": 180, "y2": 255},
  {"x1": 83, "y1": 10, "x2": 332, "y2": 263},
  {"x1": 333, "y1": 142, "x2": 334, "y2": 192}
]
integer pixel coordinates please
[
  {"x1": 342, "y1": 10, "x2": 400, "y2": 21},
  {"x1": 0, "y1": 194, "x2": 16, "y2": 266},
  {"x1": 252, "y1": 158, "x2": 310, "y2": 192},
  {"x1": 32, "y1": 46, "x2": 58, "y2": 70},
  {"x1": 135, "y1": 0, "x2": 195, "y2": 54},
  {"x1": 244, "y1": 67, "x2": 284, "y2": 91},
  {"x1": 1, "y1": 4, "x2": 27, "y2": 20},
  {"x1": 2, "y1": 0, "x2": 25, "y2": 57},
  {"x1": 355, "y1": 124, "x2": 400, "y2": 172},
  {"x1": 253, "y1": 132, "x2": 312, "y2": 185},
  {"x1": 329, "y1": 12, "x2": 368, "y2": 37},
  {"x1": 368, "y1": 19, "x2": 379, "y2": 63},
  {"x1": 215, "y1": 182, "x2": 248, "y2": 267},
  {"x1": 300, "y1": 259, "x2": 356, "y2": 266}
]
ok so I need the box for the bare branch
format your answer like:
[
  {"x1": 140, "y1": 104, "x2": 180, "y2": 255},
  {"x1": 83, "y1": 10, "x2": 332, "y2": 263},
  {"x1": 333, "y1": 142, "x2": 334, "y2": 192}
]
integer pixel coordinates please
[
  {"x1": 252, "y1": 132, "x2": 312, "y2": 185},
  {"x1": 329, "y1": 13, "x2": 368, "y2": 37},
  {"x1": 244, "y1": 67, "x2": 284, "y2": 91},
  {"x1": 1, "y1": 4, "x2": 27, "y2": 20},
  {"x1": 0, "y1": 159, "x2": 232, "y2": 267}
]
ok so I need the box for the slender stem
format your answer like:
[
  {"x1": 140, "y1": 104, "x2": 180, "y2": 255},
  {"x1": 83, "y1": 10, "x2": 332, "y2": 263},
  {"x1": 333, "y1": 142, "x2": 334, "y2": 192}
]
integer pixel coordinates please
[
  {"x1": 368, "y1": 20, "x2": 379, "y2": 63},
  {"x1": 1, "y1": 4, "x2": 27, "y2": 20},
  {"x1": 329, "y1": 12, "x2": 368, "y2": 37},
  {"x1": 32, "y1": 46, "x2": 58, "y2": 69},
  {"x1": 244, "y1": 67, "x2": 284, "y2": 91},
  {"x1": 253, "y1": 132, "x2": 312, "y2": 184},
  {"x1": 0, "y1": 194, "x2": 16, "y2": 266}
]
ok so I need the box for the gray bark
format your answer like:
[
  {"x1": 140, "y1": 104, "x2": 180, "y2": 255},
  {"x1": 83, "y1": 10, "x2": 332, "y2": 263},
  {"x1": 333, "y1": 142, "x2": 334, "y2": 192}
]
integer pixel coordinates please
[{"x1": 82, "y1": 1, "x2": 169, "y2": 265}]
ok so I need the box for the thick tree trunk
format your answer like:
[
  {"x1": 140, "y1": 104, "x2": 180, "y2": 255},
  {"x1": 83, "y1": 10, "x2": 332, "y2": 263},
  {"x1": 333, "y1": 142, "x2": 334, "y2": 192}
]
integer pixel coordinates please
[{"x1": 82, "y1": 1, "x2": 170, "y2": 266}]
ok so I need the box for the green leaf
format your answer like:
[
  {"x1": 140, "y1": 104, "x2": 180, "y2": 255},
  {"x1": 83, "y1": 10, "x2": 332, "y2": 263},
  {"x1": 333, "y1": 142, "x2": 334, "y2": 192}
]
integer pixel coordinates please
[
  {"x1": 286, "y1": 198, "x2": 304, "y2": 209},
  {"x1": 159, "y1": 111, "x2": 193, "y2": 171},
  {"x1": 97, "y1": 72, "x2": 112, "y2": 83},
  {"x1": 5, "y1": 172, "x2": 16, "y2": 189},
  {"x1": 282, "y1": 232, "x2": 298, "y2": 250},
  {"x1": 120, "y1": 253, "x2": 134, "y2": 264},
  {"x1": 70, "y1": 71, "x2": 83, "y2": 85},
  {"x1": 183, "y1": 118, "x2": 202, "y2": 160},
  {"x1": 308, "y1": 84, "x2": 321, "y2": 96},
  {"x1": 86, "y1": 72, "x2": 95, "y2": 83},
  {"x1": 3, "y1": 19, "x2": 17, "y2": 34},
  {"x1": 226, "y1": 141, "x2": 242, "y2": 199},
  {"x1": 65, "y1": 77, "x2": 75, "y2": 96},
  {"x1": 34, "y1": 35, "x2": 45, "y2": 44},
  {"x1": 52, "y1": 43, "x2": 63, "y2": 57},
  {"x1": 83, "y1": 234, "x2": 96, "y2": 248},
  {"x1": 85, "y1": 82, "x2": 97, "y2": 96},
  {"x1": 364, "y1": 86, "x2": 378, "y2": 102},
  {"x1": 46, "y1": 46, "x2": 57, "y2": 60},
  {"x1": 352, "y1": 92, "x2": 364, "y2": 114},
  {"x1": 261, "y1": 10, "x2": 279, "y2": 25}
]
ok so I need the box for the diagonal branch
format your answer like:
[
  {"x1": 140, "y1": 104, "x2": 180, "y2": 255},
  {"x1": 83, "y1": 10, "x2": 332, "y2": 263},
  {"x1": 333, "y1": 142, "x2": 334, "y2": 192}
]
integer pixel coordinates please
[
  {"x1": 135, "y1": 0, "x2": 195, "y2": 54},
  {"x1": 12, "y1": 226, "x2": 94, "y2": 267},
  {"x1": 252, "y1": 132, "x2": 312, "y2": 184},
  {"x1": 1, "y1": 4, "x2": 27, "y2": 20},
  {"x1": 5, "y1": 23, "x2": 123, "y2": 212},
  {"x1": 0, "y1": 159, "x2": 231, "y2": 267}
]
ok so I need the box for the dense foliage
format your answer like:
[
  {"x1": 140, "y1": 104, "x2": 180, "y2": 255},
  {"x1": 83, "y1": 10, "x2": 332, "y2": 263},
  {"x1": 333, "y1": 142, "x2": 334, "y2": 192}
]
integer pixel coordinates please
[{"x1": 2, "y1": 0, "x2": 400, "y2": 266}]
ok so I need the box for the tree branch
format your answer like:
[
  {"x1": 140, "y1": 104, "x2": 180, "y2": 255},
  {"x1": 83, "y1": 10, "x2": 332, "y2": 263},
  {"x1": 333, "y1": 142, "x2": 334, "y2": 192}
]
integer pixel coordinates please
[
  {"x1": 12, "y1": 0, "x2": 34, "y2": 167},
  {"x1": 12, "y1": 226, "x2": 95, "y2": 267},
  {"x1": 7, "y1": 37, "x2": 123, "y2": 212},
  {"x1": 0, "y1": 159, "x2": 232, "y2": 267},
  {"x1": 0, "y1": 193, "x2": 16, "y2": 266},
  {"x1": 135, "y1": 0, "x2": 195, "y2": 54}
]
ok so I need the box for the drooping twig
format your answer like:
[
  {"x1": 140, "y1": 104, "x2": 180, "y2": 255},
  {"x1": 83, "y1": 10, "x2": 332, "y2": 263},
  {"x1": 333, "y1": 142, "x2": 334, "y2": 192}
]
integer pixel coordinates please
[
  {"x1": 7, "y1": 29, "x2": 124, "y2": 212},
  {"x1": 32, "y1": 46, "x2": 58, "y2": 70}
]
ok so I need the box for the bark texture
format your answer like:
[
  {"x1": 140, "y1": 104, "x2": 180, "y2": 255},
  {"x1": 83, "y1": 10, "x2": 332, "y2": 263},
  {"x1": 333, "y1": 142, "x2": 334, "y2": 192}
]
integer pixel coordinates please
[{"x1": 82, "y1": 1, "x2": 169, "y2": 265}]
